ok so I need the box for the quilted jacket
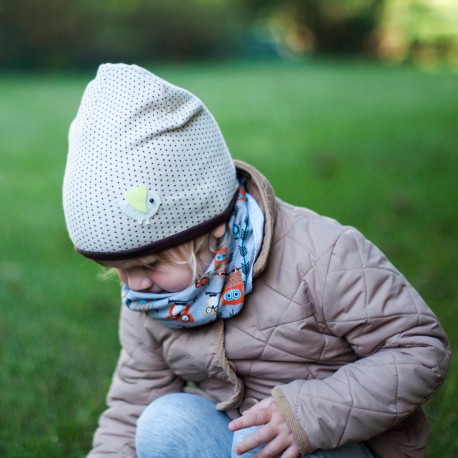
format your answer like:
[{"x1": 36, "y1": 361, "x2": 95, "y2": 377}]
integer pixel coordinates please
[{"x1": 88, "y1": 161, "x2": 450, "y2": 457}]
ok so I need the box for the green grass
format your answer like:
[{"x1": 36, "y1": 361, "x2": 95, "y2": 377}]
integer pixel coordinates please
[{"x1": 0, "y1": 60, "x2": 457, "y2": 457}]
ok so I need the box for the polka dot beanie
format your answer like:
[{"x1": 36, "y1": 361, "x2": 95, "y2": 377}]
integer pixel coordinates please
[{"x1": 63, "y1": 63, "x2": 238, "y2": 261}]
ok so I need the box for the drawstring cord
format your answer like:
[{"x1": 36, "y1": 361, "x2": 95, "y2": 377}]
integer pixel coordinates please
[{"x1": 215, "y1": 319, "x2": 245, "y2": 411}]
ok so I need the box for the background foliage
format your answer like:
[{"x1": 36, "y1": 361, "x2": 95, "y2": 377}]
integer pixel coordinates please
[{"x1": 1, "y1": 0, "x2": 458, "y2": 69}]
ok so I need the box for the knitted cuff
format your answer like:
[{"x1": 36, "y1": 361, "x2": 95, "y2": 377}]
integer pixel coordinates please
[{"x1": 271, "y1": 385, "x2": 313, "y2": 456}]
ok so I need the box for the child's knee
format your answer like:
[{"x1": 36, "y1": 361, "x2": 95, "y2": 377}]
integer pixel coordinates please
[
  {"x1": 136, "y1": 393, "x2": 187, "y2": 457},
  {"x1": 136, "y1": 393, "x2": 232, "y2": 458}
]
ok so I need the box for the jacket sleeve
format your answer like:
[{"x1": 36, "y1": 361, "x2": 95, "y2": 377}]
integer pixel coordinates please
[
  {"x1": 88, "y1": 306, "x2": 184, "y2": 458},
  {"x1": 271, "y1": 228, "x2": 451, "y2": 455}
]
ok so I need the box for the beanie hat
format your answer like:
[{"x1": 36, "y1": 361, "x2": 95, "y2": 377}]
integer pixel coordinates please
[{"x1": 63, "y1": 64, "x2": 238, "y2": 261}]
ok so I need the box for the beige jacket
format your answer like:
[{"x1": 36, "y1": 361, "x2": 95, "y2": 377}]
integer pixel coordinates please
[{"x1": 89, "y1": 161, "x2": 450, "y2": 457}]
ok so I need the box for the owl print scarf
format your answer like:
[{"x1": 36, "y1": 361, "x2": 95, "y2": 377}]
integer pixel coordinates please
[{"x1": 122, "y1": 185, "x2": 264, "y2": 328}]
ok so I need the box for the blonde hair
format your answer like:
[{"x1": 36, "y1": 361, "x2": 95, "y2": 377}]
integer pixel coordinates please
[
  {"x1": 100, "y1": 233, "x2": 215, "y2": 283},
  {"x1": 155, "y1": 233, "x2": 213, "y2": 280}
]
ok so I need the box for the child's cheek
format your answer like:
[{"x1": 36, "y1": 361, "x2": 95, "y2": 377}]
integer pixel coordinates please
[{"x1": 117, "y1": 269, "x2": 128, "y2": 284}]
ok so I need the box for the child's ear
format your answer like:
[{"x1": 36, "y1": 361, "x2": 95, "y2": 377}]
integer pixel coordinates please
[{"x1": 211, "y1": 223, "x2": 226, "y2": 239}]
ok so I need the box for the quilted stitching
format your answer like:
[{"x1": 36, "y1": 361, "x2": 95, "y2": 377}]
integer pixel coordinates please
[{"x1": 273, "y1": 225, "x2": 450, "y2": 453}]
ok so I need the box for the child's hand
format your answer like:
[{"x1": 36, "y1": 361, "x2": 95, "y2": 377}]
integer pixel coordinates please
[{"x1": 228, "y1": 396, "x2": 300, "y2": 457}]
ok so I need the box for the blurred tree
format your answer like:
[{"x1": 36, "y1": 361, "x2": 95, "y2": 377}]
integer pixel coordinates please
[
  {"x1": 372, "y1": 0, "x2": 458, "y2": 68},
  {"x1": 0, "y1": 0, "x2": 94, "y2": 68},
  {"x1": 247, "y1": 0, "x2": 458, "y2": 67},
  {"x1": 1, "y1": 0, "x2": 457, "y2": 68},
  {"x1": 0, "y1": 0, "x2": 246, "y2": 69},
  {"x1": 82, "y1": 0, "x2": 247, "y2": 62},
  {"x1": 246, "y1": 0, "x2": 383, "y2": 58}
]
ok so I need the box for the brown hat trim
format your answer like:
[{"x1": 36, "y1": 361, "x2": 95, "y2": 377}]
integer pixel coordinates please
[{"x1": 75, "y1": 190, "x2": 238, "y2": 262}]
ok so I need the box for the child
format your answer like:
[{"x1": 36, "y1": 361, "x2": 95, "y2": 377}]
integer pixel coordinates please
[{"x1": 63, "y1": 64, "x2": 450, "y2": 458}]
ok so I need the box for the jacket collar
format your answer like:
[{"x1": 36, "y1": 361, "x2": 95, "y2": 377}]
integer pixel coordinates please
[{"x1": 234, "y1": 160, "x2": 276, "y2": 278}]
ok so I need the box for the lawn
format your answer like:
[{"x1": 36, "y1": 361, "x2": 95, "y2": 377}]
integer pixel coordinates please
[{"x1": 0, "y1": 60, "x2": 457, "y2": 457}]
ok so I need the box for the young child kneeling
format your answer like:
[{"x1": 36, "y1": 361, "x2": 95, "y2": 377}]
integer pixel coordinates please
[{"x1": 63, "y1": 64, "x2": 450, "y2": 458}]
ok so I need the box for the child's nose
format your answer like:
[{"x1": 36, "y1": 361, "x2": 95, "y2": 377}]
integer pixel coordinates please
[{"x1": 126, "y1": 268, "x2": 153, "y2": 291}]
